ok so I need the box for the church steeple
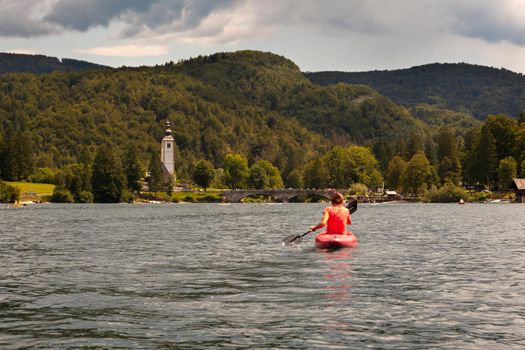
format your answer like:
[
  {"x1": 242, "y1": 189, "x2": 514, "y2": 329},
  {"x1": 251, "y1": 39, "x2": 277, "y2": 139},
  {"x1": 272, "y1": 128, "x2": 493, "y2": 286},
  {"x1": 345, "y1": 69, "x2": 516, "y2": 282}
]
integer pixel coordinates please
[
  {"x1": 165, "y1": 121, "x2": 172, "y2": 136},
  {"x1": 161, "y1": 120, "x2": 175, "y2": 181}
]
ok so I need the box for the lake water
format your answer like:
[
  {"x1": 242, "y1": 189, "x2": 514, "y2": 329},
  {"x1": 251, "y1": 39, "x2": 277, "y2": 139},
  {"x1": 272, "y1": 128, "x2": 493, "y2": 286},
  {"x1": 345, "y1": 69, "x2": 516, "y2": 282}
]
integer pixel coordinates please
[{"x1": 1, "y1": 203, "x2": 524, "y2": 349}]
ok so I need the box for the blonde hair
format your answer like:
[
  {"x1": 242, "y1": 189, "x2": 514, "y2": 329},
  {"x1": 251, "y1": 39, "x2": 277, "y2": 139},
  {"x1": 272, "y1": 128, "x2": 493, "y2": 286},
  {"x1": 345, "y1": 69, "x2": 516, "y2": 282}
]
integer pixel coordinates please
[{"x1": 331, "y1": 192, "x2": 344, "y2": 205}]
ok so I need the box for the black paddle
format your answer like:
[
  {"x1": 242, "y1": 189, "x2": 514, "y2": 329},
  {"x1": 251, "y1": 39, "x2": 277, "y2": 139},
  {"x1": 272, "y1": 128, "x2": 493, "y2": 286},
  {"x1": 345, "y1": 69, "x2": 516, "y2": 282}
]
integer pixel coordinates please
[{"x1": 281, "y1": 198, "x2": 357, "y2": 246}]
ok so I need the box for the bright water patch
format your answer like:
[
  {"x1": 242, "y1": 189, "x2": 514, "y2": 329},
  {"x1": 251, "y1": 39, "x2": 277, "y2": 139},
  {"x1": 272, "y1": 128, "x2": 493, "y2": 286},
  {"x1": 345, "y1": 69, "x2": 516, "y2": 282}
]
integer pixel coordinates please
[{"x1": 1, "y1": 203, "x2": 524, "y2": 348}]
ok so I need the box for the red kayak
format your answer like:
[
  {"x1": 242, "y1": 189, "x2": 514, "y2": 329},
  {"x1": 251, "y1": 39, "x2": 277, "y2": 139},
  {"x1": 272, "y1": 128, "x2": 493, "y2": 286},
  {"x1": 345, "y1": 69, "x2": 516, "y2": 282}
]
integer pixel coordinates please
[{"x1": 314, "y1": 232, "x2": 358, "y2": 249}]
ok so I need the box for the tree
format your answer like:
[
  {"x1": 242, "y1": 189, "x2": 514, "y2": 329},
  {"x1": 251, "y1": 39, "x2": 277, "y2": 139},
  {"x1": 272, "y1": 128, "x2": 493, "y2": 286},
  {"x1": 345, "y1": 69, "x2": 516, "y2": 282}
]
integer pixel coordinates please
[
  {"x1": 497, "y1": 156, "x2": 517, "y2": 190},
  {"x1": 285, "y1": 168, "x2": 303, "y2": 188},
  {"x1": 435, "y1": 126, "x2": 462, "y2": 184},
  {"x1": 223, "y1": 153, "x2": 249, "y2": 189},
  {"x1": 387, "y1": 156, "x2": 407, "y2": 190},
  {"x1": 303, "y1": 158, "x2": 329, "y2": 189},
  {"x1": 58, "y1": 164, "x2": 92, "y2": 202},
  {"x1": 124, "y1": 143, "x2": 144, "y2": 194},
  {"x1": 346, "y1": 145, "x2": 383, "y2": 188},
  {"x1": 372, "y1": 140, "x2": 392, "y2": 175},
  {"x1": 0, "y1": 130, "x2": 34, "y2": 181},
  {"x1": 50, "y1": 188, "x2": 74, "y2": 203},
  {"x1": 406, "y1": 132, "x2": 424, "y2": 159},
  {"x1": 0, "y1": 180, "x2": 20, "y2": 203},
  {"x1": 485, "y1": 114, "x2": 517, "y2": 160},
  {"x1": 324, "y1": 146, "x2": 351, "y2": 188},
  {"x1": 148, "y1": 149, "x2": 163, "y2": 194},
  {"x1": 424, "y1": 133, "x2": 437, "y2": 165},
  {"x1": 435, "y1": 125, "x2": 457, "y2": 162},
  {"x1": 470, "y1": 124, "x2": 497, "y2": 188},
  {"x1": 248, "y1": 159, "x2": 284, "y2": 189},
  {"x1": 401, "y1": 152, "x2": 432, "y2": 196},
  {"x1": 437, "y1": 156, "x2": 462, "y2": 185},
  {"x1": 193, "y1": 159, "x2": 215, "y2": 191},
  {"x1": 91, "y1": 145, "x2": 126, "y2": 203},
  {"x1": 248, "y1": 164, "x2": 266, "y2": 189}
]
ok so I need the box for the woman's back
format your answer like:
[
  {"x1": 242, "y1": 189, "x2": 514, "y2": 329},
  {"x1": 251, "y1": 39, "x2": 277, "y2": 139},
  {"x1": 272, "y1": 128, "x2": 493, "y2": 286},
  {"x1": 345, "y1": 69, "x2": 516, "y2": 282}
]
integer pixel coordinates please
[{"x1": 325, "y1": 205, "x2": 350, "y2": 234}]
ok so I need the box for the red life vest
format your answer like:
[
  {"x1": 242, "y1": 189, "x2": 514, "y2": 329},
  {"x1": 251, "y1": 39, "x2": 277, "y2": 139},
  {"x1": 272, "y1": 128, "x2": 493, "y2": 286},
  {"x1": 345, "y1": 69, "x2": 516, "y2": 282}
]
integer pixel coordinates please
[{"x1": 326, "y1": 205, "x2": 350, "y2": 234}]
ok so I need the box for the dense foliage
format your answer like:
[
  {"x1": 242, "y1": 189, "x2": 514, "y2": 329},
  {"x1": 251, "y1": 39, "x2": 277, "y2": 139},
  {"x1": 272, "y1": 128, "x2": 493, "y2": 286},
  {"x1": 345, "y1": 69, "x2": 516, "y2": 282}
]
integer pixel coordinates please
[
  {"x1": 1, "y1": 51, "x2": 524, "y2": 202},
  {"x1": 0, "y1": 180, "x2": 20, "y2": 203},
  {"x1": 306, "y1": 63, "x2": 525, "y2": 119},
  {"x1": 0, "y1": 53, "x2": 108, "y2": 74}
]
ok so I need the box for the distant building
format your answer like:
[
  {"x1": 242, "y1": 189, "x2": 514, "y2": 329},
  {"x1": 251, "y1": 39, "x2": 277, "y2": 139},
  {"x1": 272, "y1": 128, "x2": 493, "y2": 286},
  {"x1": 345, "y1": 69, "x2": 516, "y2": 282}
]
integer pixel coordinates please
[
  {"x1": 161, "y1": 121, "x2": 176, "y2": 186},
  {"x1": 510, "y1": 178, "x2": 525, "y2": 203},
  {"x1": 385, "y1": 190, "x2": 401, "y2": 201}
]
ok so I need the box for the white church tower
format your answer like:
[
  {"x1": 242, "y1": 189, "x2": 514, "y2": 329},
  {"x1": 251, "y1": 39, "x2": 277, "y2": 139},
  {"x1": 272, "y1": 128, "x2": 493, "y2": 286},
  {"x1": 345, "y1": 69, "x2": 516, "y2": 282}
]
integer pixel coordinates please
[{"x1": 161, "y1": 121, "x2": 176, "y2": 182}]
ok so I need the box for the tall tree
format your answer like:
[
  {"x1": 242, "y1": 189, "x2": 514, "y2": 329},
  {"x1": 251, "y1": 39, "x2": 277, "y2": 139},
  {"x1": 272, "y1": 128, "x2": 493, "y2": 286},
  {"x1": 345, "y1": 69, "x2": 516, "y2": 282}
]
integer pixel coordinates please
[
  {"x1": 248, "y1": 159, "x2": 284, "y2": 189},
  {"x1": 91, "y1": 145, "x2": 126, "y2": 203},
  {"x1": 346, "y1": 145, "x2": 383, "y2": 188},
  {"x1": 435, "y1": 126, "x2": 457, "y2": 162},
  {"x1": 471, "y1": 125, "x2": 497, "y2": 189},
  {"x1": 124, "y1": 143, "x2": 144, "y2": 194},
  {"x1": 387, "y1": 156, "x2": 407, "y2": 191},
  {"x1": 324, "y1": 146, "x2": 351, "y2": 188},
  {"x1": 223, "y1": 153, "x2": 249, "y2": 189},
  {"x1": 485, "y1": 114, "x2": 517, "y2": 160},
  {"x1": 148, "y1": 149, "x2": 163, "y2": 193},
  {"x1": 372, "y1": 140, "x2": 392, "y2": 176},
  {"x1": 193, "y1": 159, "x2": 215, "y2": 191},
  {"x1": 401, "y1": 152, "x2": 432, "y2": 196},
  {"x1": 424, "y1": 133, "x2": 437, "y2": 165},
  {"x1": 497, "y1": 156, "x2": 517, "y2": 190},
  {"x1": 406, "y1": 132, "x2": 424, "y2": 160},
  {"x1": 435, "y1": 126, "x2": 461, "y2": 184},
  {"x1": 0, "y1": 130, "x2": 34, "y2": 181},
  {"x1": 303, "y1": 158, "x2": 329, "y2": 189}
]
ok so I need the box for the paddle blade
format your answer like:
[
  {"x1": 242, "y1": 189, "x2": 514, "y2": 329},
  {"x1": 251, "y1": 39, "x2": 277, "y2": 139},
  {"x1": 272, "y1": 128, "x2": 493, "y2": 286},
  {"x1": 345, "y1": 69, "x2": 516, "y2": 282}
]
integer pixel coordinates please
[
  {"x1": 282, "y1": 233, "x2": 301, "y2": 246},
  {"x1": 346, "y1": 198, "x2": 358, "y2": 214},
  {"x1": 282, "y1": 231, "x2": 309, "y2": 246}
]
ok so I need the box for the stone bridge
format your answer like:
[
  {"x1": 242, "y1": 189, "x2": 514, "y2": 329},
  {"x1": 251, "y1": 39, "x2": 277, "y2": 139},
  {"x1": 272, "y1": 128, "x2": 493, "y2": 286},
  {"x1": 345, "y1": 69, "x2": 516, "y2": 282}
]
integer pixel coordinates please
[{"x1": 221, "y1": 189, "x2": 349, "y2": 203}]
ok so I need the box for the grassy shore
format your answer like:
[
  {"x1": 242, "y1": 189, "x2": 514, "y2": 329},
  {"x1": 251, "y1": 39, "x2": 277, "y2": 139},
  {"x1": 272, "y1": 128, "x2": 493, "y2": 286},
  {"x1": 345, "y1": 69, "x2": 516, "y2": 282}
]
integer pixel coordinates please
[{"x1": 6, "y1": 182, "x2": 55, "y2": 202}]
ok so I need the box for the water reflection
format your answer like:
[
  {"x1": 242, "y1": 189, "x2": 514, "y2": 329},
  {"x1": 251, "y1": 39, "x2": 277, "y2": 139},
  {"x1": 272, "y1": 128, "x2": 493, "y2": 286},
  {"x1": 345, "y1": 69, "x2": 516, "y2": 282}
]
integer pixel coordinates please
[{"x1": 321, "y1": 248, "x2": 354, "y2": 302}]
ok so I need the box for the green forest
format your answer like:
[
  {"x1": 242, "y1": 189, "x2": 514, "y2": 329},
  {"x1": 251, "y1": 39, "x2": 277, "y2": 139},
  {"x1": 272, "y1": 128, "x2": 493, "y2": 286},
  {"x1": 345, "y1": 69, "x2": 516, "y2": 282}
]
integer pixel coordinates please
[
  {"x1": 306, "y1": 63, "x2": 525, "y2": 119},
  {"x1": 1, "y1": 50, "x2": 524, "y2": 203}
]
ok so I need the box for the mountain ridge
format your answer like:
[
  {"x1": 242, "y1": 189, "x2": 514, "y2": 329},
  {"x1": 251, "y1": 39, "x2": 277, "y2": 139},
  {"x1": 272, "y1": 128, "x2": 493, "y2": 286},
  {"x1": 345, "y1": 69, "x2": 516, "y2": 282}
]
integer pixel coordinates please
[
  {"x1": 305, "y1": 62, "x2": 525, "y2": 119},
  {"x1": 0, "y1": 52, "x2": 109, "y2": 74}
]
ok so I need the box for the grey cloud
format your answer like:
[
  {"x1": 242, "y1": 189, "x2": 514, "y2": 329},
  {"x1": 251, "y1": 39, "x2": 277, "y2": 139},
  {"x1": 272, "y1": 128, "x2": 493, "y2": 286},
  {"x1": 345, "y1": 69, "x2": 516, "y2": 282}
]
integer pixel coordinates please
[
  {"x1": 3, "y1": 0, "x2": 525, "y2": 48},
  {"x1": 0, "y1": 0, "x2": 55, "y2": 37},
  {"x1": 119, "y1": 0, "x2": 239, "y2": 37},
  {"x1": 43, "y1": 0, "x2": 156, "y2": 31},
  {"x1": 0, "y1": 14, "x2": 54, "y2": 37},
  {"x1": 449, "y1": 3, "x2": 525, "y2": 46}
]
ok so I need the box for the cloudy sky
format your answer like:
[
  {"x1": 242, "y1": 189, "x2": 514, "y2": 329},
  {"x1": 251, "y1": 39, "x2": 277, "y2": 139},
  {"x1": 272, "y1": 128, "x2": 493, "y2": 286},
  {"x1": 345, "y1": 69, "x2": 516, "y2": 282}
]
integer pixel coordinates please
[{"x1": 1, "y1": 0, "x2": 525, "y2": 73}]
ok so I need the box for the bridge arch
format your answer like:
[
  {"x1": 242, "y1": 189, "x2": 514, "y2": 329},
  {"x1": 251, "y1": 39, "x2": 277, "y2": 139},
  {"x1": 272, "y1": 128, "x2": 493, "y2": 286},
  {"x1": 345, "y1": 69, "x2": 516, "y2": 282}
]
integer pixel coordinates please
[{"x1": 222, "y1": 189, "x2": 346, "y2": 203}]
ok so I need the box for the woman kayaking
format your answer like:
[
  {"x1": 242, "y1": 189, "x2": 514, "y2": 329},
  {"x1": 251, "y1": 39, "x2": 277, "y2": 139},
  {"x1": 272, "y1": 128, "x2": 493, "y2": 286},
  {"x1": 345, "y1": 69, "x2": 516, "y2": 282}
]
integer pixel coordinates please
[
  {"x1": 310, "y1": 192, "x2": 357, "y2": 249},
  {"x1": 310, "y1": 192, "x2": 351, "y2": 234},
  {"x1": 281, "y1": 192, "x2": 357, "y2": 247}
]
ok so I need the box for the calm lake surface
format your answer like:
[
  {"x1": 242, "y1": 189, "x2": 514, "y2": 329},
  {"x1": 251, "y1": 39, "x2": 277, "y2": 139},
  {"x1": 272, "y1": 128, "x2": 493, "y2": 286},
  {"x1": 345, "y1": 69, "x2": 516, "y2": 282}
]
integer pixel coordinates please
[{"x1": 1, "y1": 203, "x2": 524, "y2": 349}]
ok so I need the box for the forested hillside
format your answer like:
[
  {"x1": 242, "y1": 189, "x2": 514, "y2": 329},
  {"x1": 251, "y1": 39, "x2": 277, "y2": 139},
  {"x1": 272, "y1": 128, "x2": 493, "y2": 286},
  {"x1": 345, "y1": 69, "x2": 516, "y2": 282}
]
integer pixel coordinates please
[
  {"x1": 0, "y1": 51, "x2": 431, "y2": 184},
  {"x1": 306, "y1": 63, "x2": 525, "y2": 119},
  {"x1": 1, "y1": 50, "x2": 524, "y2": 203},
  {"x1": 0, "y1": 52, "x2": 108, "y2": 74}
]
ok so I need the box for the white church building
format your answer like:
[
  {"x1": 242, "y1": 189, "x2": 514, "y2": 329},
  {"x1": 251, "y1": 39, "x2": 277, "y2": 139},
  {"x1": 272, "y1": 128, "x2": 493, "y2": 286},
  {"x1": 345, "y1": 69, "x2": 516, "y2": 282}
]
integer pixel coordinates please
[{"x1": 161, "y1": 121, "x2": 176, "y2": 185}]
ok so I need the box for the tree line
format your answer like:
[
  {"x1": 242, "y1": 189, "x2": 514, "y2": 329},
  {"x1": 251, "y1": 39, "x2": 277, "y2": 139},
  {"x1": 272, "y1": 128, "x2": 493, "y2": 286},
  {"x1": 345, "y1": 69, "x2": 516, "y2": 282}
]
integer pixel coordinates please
[
  {"x1": 1, "y1": 51, "x2": 525, "y2": 203},
  {"x1": 2, "y1": 112, "x2": 524, "y2": 203}
]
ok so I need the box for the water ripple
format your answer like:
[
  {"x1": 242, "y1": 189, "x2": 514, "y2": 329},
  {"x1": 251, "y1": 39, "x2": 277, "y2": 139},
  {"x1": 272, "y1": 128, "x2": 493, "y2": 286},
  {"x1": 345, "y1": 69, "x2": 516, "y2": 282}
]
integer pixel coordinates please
[{"x1": 1, "y1": 203, "x2": 524, "y2": 349}]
